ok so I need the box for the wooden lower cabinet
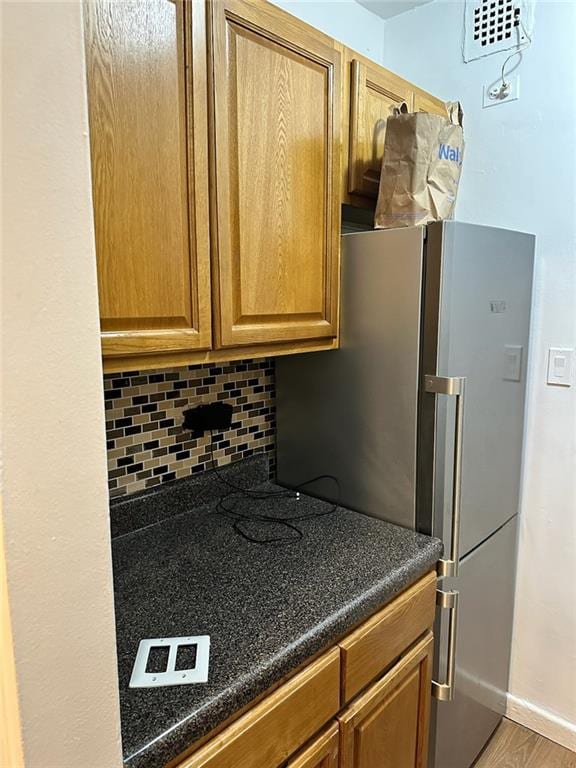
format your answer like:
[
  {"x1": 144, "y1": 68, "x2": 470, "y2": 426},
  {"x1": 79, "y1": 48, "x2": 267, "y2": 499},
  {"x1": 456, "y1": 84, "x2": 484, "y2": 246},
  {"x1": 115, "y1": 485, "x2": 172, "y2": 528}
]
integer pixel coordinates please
[
  {"x1": 175, "y1": 649, "x2": 341, "y2": 768},
  {"x1": 339, "y1": 572, "x2": 436, "y2": 703},
  {"x1": 338, "y1": 633, "x2": 434, "y2": 768},
  {"x1": 171, "y1": 574, "x2": 437, "y2": 768},
  {"x1": 284, "y1": 722, "x2": 339, "y2": 768}
]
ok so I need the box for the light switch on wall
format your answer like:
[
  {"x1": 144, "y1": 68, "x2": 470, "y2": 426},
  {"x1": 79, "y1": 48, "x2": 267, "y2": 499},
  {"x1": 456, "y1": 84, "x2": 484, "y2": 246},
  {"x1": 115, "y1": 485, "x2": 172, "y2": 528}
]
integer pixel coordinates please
[
  {"x1": 504, "y1": 345, "x2": 523, "y2": 382},
  {"x1": 547, "y1": 348, "x2": 574, "y2": 387}
]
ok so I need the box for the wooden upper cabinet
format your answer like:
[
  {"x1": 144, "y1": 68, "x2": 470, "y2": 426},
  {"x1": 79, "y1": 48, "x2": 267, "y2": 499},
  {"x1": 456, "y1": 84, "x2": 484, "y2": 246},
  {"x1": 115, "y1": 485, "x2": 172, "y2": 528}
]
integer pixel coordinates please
[
  {"x1": 347, "y1": 54, "x2": 413, "y2": 199},
  {"x1": 413, "y1": 90, "x2": 448, "y2": 117},
  {"x1": 85, "y1": 0, "x2": 447, "y2": 367},
  {"x1": 210, "y1": 0, "x2": 341, "y2": 348},
  {"x1": 85, "y1": 0, "x2": 212, "y2": 359},
  {"x1": 342, "y1": 48, "x2": 447, "y2": 208},
  {"x1": 339, "y1": 633, "x2": 434, "y2": 768}
]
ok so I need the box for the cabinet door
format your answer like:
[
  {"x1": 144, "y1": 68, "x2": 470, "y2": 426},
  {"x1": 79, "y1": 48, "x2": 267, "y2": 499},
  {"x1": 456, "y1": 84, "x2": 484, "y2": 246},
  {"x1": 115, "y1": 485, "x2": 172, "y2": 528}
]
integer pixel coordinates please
[
  {"x1": 178, "y1": 648, "x2": 340, "y2": 768},
  {"x1": 210, "y1": 0, "x2": 341, "y2": 348},
  {"x1": 348, "y1": 58, "x2": 413, "y2": 199},
  {"x1": 339, "y1": 633, "x2": 433, "y2": 768},
  {"x1": 285, "y1": 722, "x2": 339, "y2": 768},
  {"x1": 413, "y1": 91, "x2": 447, "y2": 117},
  {"x1": 85, "y1": 0, "x2": 212, "y2": 359}
]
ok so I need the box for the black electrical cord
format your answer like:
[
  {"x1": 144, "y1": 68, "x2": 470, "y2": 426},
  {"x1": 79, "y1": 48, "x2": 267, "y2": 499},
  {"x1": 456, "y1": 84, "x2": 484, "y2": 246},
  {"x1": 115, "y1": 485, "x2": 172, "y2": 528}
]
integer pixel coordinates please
[{"x1": 208, "y1": 433, "x2": 341, "y2": 545}]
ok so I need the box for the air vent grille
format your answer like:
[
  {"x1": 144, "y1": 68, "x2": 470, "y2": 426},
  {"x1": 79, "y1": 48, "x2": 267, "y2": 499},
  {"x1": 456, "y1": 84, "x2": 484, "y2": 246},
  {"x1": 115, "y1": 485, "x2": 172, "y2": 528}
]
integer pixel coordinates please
[
  {"x1": 463, "y1": 0, "x2": 533, "y2": 62},
  {"x1": 475, "y1": 0, "x2": 520, "y2": 47}
]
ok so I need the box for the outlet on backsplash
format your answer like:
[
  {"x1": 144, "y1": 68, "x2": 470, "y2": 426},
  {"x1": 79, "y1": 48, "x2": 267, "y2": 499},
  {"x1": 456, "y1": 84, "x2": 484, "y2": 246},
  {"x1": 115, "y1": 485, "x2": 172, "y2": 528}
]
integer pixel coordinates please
[
  {"x1": 182, "y1": 402, "x2": 234, "y2": 438},
  {"x1": 104, "y1": 359, "x2": 276, "y2": 499}
]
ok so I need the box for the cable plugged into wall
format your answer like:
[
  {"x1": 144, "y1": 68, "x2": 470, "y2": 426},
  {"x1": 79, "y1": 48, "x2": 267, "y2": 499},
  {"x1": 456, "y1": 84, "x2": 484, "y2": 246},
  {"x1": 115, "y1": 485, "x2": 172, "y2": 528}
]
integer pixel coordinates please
[
  {"x1": 180, "y1": 406, "x2": 342, "y2": 545},
  {"x1": 461, "y1": 0, "x2": 534, "y2": 109},
  {"x1": 482, "y1": 16, "x2": 532, "y2": 108},
  {"x1": 182, "y1": 402, "x2": 233, "y2": 438},
  {"x1": 483, "y1": 72, "x2": 520, "y2": 107}
]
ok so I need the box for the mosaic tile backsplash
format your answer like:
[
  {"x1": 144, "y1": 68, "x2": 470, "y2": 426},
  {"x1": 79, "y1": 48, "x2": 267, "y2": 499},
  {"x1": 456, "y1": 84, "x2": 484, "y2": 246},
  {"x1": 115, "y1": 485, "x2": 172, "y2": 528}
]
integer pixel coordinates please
[{"x1": 104, "y1": 359, "x2": 275, "y2": 498}]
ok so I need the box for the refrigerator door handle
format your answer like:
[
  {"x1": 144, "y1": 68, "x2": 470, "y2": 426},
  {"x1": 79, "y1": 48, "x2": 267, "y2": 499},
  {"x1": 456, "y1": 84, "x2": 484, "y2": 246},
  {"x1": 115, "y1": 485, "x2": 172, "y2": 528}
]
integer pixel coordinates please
[
  {"x1": 424, "y1": 374, "x2": 466, "y2": 578},
  {"x1": 432, "y1": 587, "x2": 459, "y2": 702}
]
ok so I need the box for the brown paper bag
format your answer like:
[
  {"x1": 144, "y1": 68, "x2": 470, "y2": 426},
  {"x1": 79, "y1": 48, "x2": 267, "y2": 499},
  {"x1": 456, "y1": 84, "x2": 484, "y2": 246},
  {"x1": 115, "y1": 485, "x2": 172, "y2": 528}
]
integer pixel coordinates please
[{"x1": 375, "y1": 101, "x2": 464, "y2": 229}]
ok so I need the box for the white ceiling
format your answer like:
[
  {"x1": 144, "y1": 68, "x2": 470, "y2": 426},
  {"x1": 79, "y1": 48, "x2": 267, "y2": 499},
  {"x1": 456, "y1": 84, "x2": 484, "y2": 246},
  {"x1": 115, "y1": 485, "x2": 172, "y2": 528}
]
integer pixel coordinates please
[{"x1": 354, "y1": 0, "x2": 434, "y2": 20}]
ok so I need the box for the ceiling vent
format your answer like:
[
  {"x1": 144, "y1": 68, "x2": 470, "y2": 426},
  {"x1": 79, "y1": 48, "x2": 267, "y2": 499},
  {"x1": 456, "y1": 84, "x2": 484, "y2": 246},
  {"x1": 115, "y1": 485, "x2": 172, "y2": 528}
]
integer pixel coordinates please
[{"x1": 463, "y1": 0, "x2": 534, "y2": 62}]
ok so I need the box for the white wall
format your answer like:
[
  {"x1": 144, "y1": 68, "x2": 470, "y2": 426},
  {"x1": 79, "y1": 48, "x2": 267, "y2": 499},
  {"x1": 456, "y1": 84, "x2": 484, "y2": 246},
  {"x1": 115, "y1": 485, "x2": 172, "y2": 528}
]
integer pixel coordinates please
[
  {"x1": 2, "y1": 2, "x2": 123, "y2": 766},
  {"x1": 271, "y1": 0, "x2": 386, "y2": 60},
  {"x1": 381, "y1": 0, "x2": 576, "y2": 748}
]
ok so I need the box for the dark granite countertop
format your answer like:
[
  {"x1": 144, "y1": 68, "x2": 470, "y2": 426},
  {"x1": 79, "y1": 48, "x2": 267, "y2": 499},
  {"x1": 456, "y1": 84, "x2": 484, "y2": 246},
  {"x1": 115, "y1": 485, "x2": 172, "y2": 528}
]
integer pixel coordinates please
[{"x1": 111, "y1": 457, "x2": 442, "y2": 768}]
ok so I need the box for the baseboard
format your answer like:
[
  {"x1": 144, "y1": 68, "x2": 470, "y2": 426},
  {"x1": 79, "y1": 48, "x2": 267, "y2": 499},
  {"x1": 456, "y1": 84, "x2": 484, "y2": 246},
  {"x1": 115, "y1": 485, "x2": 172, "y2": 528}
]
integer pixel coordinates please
[{"x1": 506, "y1": 694, "x2": 576, "y2": 752}]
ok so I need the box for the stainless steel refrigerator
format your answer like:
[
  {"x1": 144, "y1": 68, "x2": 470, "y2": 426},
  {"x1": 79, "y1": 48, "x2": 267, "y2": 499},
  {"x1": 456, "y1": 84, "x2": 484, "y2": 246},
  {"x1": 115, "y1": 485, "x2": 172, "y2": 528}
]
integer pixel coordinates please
[{"x1": 276, "y1": 221, "x2": 534, "y2": 768}]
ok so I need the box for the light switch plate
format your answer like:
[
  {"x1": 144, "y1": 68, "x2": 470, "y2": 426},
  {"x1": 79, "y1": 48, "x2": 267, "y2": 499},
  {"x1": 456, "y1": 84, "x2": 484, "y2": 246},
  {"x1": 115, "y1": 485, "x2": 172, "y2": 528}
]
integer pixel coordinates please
[
  {"x1": 504, "y1": 345, "x2": 523, "y2": 381},
  {"x1": 547, "y1": 348, "x2": 573, "y2": 387}
]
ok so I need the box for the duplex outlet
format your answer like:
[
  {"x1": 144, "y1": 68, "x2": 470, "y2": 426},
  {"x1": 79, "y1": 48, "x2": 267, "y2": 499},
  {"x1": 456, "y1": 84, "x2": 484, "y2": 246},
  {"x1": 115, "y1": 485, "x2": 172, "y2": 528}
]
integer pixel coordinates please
[{"x1": 483, "y1": 75, "x2": 520, "y2": 108}]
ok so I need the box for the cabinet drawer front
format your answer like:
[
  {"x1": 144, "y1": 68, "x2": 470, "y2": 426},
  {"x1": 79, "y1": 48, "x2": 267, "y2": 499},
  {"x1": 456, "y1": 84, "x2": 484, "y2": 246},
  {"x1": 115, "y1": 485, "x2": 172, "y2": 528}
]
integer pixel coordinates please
[
  {"x1": 210, "y1": 0, "x2": 341, "y2": 348},
  {"x1": 338, "y1": 632, "x2": 434, "y2": 768},
  {"x1": 339, "y1": 572, "x2": 436, "y2": 702},
  {"x1": 177, "y1": 648, "x2": 340, "y2": 768}
]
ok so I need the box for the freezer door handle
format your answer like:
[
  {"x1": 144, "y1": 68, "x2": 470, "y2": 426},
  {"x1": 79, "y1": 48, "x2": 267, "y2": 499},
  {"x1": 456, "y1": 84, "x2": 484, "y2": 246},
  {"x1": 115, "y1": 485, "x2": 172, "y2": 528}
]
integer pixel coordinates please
[
  {"x1": 424, "y1": 374, "x2": 466, "y2": 578},
  {"x1": 432, "y1": 588, "x2": 459, "y2": 702}
]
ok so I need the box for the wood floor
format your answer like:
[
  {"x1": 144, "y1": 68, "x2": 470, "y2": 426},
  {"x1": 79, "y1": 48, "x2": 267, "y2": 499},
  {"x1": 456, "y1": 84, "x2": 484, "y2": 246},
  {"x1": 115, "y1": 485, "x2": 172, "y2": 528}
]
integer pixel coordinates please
[{"x1": 474, "y1": 719, "x2": 576, "y2": 768}]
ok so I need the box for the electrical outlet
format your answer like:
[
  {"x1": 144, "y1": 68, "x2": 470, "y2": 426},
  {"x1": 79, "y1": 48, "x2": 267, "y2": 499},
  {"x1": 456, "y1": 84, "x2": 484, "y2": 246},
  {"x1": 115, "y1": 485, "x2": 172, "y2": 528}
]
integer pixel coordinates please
[{"x1": 483, "y1": 74, "x2": 520, "y2": 108}]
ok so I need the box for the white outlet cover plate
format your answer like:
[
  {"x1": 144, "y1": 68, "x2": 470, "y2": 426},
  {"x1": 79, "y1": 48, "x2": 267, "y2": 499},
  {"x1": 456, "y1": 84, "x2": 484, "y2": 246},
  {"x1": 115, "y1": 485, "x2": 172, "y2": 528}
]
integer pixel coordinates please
[
  {"x1": 483, "y1": 75, "x2": 520, "y2": 108},
  {"x1": 129, "y1": 635, "x2": 210, "y2": 688}
]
